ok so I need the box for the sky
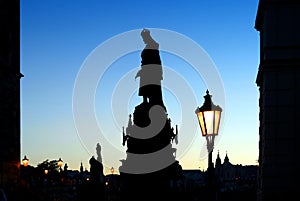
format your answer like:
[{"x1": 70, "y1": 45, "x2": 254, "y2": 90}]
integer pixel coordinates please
[{"x1": 20, "y1": 0, "x2": 260, "y2": 175}]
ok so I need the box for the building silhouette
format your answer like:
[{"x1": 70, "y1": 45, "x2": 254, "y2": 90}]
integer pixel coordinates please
[
  {"x1": 0, "y1": 0, "x2": 23, "y2": 188},
  {"x1": 214, "y1": 152, "x2": 257, "y2": 193},
  {"x1": 255, "y1": 0, "x2": 300, "y2": 200}
]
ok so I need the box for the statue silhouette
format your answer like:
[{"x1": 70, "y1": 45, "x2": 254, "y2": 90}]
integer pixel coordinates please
[
  {"x1": 135, "y1": 29, "x2": 164, "y2": 107},
  {"x1": 77, "y1": 144, "x2": 105, "y2": 201},
  {"x1": 87, "y1": 156, "x2": 104, "y2": 200},
  {"x1": 96, "y1": 143, "x2": 102, "y2": 164},
  {"x1": 119, "y1": 28, "x2": 183, "y2": 201},
  {"x1": 89, "y1": 156, "x2": 103, "y2": 185}
]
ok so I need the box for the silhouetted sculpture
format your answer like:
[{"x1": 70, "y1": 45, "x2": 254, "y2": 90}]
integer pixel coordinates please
[
  {"x1": 121, "y1": 29, "x2": 178, "y2": 154},
  {"x1": 84, "y1": 156, "x2": 104, "y2": 201},
  {"x1": 96, "y1": 142, "x2": 103, "y2": 163},
  {"x1": 79, "y1": 143, "x2": 105, "y2": 201},
  {"x1": 135, "y1": 28, "x2": 164, "y2": 107},
  {"x1": 89, "y1": 156, "x2": 103, "y2": 185},
  {"x1": 119, "y1": 29, "x2": 183, "y2": 201}
]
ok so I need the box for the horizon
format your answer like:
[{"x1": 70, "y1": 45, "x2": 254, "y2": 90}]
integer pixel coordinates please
[{"x1": 22, "y1": 152, "x2": 259, "y2": 175}]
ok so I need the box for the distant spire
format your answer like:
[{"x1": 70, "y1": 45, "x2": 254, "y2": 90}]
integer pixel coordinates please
[
  {"x1": 80, "y1": 161, "x2": 83, "y2": 173},
  {"x1": 215, "y1": 150, "x2": 221, "y2": 167},
  {"x1": 224, "y1": 151, "x2": 229, "y2": 163}
]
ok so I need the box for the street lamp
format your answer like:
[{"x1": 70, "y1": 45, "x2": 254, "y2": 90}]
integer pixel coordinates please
[
  {"x1": 195, "y1": 90, "x2": 222, "y2": 186},
  {"x1": 22, "y1": 155, "x2": 29, "y2": 167},
  {"x1": 110, "y1": 167, "x2": 114, "y2": 175},
  {"x1": 57, "y1": 158, "x2": 63, "y2": 171}
]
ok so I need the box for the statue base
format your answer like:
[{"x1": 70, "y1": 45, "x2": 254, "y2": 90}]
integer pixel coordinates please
[{"x1": 119, "y1": 160, "x2": 183, "y2": 201}]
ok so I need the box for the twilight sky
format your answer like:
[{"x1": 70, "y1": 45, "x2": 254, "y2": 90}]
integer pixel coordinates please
[{"x1": 21, "y1": 0, "x2": 260, "y2": 175}]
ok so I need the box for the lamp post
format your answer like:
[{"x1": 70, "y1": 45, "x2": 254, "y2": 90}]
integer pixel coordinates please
[
  {"x1": 195, "y1": 90, "x2": 222, "y2": 188},
  {"x1": 57, "y1": 158, "x2": 63, "y2": 172},
  {"x1": 110, "y1": 167, "x2": 114, "y2": 175},
  {"x1": 21, "y1": 156, "x2": 29, "y2": 183},
  {"x1": 22, "y1": 155, "x2": 29, "y2": 167}
]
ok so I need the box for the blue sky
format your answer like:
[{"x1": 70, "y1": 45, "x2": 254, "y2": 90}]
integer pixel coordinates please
[{"x1": 21, "y1": 0, "x2": 260, "y2": 174}]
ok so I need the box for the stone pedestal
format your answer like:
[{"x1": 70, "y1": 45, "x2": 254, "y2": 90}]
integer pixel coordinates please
[{"x1": 119, "y1": 102, "x2": 183, "y2": 191}]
